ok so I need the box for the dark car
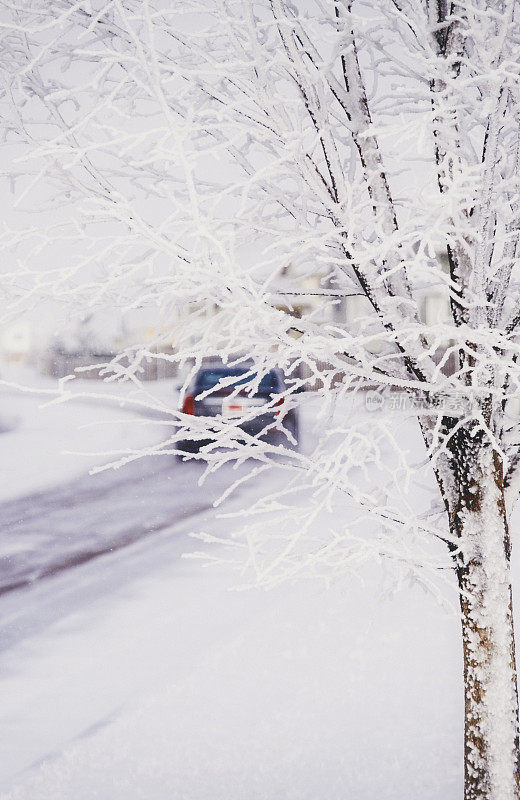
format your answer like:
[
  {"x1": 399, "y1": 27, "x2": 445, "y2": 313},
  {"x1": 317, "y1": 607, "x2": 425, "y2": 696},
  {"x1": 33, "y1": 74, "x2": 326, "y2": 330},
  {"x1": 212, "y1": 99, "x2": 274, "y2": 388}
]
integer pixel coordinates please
[{"x1": 177, "y1": 362, "x2": 298, "y2": 454}]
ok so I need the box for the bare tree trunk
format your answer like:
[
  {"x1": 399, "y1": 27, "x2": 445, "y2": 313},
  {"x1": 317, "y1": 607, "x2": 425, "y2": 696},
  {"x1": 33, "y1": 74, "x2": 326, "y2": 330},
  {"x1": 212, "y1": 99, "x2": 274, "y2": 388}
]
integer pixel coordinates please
[{"x1": 450, "y1": 449, "x2": 520, "y2": 799}]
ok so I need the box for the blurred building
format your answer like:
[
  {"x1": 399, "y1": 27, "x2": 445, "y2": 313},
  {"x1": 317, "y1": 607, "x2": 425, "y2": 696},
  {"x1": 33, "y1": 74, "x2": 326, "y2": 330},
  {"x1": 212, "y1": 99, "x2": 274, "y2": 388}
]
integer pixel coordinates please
[{"x1": 0, "y1": 322, "x2": 32, "y2": 363}]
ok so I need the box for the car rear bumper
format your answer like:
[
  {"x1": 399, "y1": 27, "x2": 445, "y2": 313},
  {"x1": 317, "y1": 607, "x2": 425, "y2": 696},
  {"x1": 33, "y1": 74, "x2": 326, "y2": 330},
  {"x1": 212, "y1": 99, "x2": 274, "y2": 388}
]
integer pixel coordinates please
[{"x1": 177, "y1": 412, "x2": 297, "y2": 453}]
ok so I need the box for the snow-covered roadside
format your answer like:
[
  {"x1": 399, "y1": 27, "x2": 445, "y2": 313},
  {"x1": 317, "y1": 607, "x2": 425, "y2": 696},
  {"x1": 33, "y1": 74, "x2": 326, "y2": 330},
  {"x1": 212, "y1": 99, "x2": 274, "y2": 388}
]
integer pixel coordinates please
[
  {"x1": 0, "y1": 364, "x2": 178, "y2": 503},
  {"x1": 0, "y1": 373, "x2": 466, "y2": 800},
  {"x1": 0, "y1": 371, "x2": 509, "y2": 800},
  {"x1": 0, "y1": 503, "x2": 463, "y2": 800}
]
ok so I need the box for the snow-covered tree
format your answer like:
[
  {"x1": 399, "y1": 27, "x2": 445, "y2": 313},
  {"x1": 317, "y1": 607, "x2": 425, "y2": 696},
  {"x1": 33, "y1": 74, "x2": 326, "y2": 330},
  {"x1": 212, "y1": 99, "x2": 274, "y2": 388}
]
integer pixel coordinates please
[{"x1": 1, "y1": 1, "x2": 520, "y2": 797}]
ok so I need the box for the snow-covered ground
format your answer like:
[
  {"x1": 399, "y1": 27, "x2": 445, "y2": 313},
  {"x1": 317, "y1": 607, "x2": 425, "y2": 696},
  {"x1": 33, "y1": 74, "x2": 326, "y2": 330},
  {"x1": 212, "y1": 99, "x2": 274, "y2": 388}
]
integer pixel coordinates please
[
  {"x1": 0, "y1": 532, "x2": 463, "y2": 800},
  {"x1": 0, "y1": 364, "x2": 508, "y2": 799},
  {"x1": 0, "y1": 364, "x2": 178, "y2": 503}
]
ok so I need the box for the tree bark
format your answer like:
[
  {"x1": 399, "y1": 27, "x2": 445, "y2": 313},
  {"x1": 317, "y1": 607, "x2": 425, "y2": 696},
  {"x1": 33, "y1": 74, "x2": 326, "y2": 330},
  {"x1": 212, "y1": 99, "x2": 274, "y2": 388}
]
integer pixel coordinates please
[{"x1": 450, "y1": 449, "x2": 520, "y2": 799}]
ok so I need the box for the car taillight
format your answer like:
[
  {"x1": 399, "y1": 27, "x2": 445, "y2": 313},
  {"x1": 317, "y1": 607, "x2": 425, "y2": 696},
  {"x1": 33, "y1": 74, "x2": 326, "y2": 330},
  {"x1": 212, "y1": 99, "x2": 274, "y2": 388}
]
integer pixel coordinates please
[
  {"x1": 182, "y1": 395, "x2": 195, "y2": 415},
  {"x1": 275, "y1": 398, "x2": 284, "y2": 415}
]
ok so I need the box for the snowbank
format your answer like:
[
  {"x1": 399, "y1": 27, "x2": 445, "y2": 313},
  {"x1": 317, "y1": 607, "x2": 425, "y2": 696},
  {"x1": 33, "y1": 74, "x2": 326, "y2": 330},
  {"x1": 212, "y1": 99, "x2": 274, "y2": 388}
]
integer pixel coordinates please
[
  {"x1": 0, "y1": 539, "x2": 463, "y2": 800},
  {"x1": 0, "y1": 365, "x2": 177, "y2": 503}
]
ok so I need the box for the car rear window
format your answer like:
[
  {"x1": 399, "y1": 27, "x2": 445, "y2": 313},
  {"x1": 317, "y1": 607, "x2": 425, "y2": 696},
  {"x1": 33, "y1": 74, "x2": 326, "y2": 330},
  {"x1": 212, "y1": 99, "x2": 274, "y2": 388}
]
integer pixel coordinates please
[{"x1": 196, "y1": 368, "x2": 281, "y2": 395}]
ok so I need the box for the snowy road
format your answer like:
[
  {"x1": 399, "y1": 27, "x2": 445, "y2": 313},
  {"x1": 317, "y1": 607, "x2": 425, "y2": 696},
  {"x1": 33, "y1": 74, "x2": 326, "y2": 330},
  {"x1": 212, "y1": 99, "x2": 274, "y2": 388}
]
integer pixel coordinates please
[
  {"x1": 0, "y1": 456, "x2": 281, "y2": 794},
  {"x1": 0, "y1": 457, "x2": 224, "y2": 595},
  {"x1": 0, "y1": 386, "x2": 467, "y2": 800},
  {"x1": 0, "y1": 466, "x2": 464, "y2": 800},
  {"x1": 0, "y1": 376, "x2": 466, "y2": 799}
]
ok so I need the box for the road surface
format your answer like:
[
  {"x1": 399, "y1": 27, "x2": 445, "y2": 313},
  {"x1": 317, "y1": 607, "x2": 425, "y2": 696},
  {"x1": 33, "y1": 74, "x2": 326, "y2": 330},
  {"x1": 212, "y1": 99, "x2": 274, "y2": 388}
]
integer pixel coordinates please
[
  {"x1": 0, "y1": 454, "x2": 270, "y2": 792},
  {"x1": 0, "y1": 456, "x2": 232, "y2": 595}
]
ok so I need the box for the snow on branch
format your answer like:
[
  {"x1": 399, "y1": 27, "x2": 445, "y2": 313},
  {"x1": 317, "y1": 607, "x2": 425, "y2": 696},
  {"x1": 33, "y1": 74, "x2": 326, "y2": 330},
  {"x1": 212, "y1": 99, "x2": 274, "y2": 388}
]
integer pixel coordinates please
[{"x1": 1, "y1": 0, "x2": 520, "y2": 588}]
